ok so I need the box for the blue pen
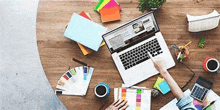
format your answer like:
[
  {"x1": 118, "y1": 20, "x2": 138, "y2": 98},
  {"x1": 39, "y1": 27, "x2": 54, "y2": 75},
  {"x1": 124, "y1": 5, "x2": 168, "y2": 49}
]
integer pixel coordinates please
[{"x1": 83, "y1": 66, "x2": 88, "y2": 80}]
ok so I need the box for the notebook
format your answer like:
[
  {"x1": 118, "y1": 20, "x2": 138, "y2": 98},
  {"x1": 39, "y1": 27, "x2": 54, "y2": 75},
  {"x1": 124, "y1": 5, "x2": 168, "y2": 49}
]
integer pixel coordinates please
[
  {"x1": 160, "y1": 89, "x2": 220, "y2": 110},
  {"x1": 114, "y1": 87, "x2": 151, "y2": 110},
  {"x1": 64, "y1": 13, "x2": 107, "y2": 51}
]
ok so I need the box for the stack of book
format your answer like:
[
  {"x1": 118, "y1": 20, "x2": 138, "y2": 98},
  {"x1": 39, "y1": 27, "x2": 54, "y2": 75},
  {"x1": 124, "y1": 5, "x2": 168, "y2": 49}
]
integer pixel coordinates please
[
  {"x1": 94, "y1": 0, "x2": 121, "y2": 23},
  {"x1": 64, "y1": 11, "x2": 107, "y2": 55}
]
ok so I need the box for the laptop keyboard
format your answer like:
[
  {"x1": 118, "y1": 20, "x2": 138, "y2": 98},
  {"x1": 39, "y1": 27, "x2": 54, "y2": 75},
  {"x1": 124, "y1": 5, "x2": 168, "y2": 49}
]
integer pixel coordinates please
[
  {"x1": 119, "y1": 38, "x2": 163, "y2": 70},
  {"x1": 191, "y1": 85, "x2": 208, "y2": 101}
]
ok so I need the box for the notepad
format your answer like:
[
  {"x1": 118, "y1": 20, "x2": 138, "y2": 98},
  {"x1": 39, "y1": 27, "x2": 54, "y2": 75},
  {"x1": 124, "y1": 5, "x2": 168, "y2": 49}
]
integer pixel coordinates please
[
  {"x1": 158, "y1": 80, "x2": 170, "y2": 94},
  {"x1": 100, "y1": 6, "x2": 120, "y2": 22},
  {"x1": 95, "y1": 0, "x2": 110, "y2": 12},
  {"x1": 153, "y1": 77, "x2": 165, "y2": 92},
  {"x1": 103, "y1": 0, "x2": 121, "y2": 10},
  {"x1": 64, "y1": 13, "x2": 107, "y2": 51}
]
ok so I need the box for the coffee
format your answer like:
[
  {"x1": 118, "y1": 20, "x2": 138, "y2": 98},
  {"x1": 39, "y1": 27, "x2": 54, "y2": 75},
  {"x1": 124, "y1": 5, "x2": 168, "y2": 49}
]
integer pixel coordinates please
[
  {"x1": 207, "y1": 60, "x2": 218, "y2": 70},
  {"x1": 96, "y1": 85, "x2": 106, "y2": 96}
]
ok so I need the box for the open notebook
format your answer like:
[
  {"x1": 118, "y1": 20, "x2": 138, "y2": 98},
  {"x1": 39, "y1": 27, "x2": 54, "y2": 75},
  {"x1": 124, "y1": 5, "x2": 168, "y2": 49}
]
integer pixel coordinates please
[{"x1": 160, "y1": 89, "x2": 220, "y2": 110}]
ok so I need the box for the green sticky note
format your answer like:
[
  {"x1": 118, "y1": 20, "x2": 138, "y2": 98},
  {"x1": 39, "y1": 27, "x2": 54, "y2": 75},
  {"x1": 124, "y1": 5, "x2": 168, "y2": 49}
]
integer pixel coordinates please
[
  {"x1": 153, "y1": 77, "x2": 165, "y2": 92},
  {"x1": 96, "y1": 0, "x2": 110, "y2": 12},
  {"x1": 94, "y1": 0, "x2": 104, "y2": 12}
]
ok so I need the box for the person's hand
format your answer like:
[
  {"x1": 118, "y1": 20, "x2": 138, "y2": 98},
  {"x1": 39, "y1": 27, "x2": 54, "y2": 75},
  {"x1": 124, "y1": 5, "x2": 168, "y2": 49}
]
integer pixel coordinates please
[
  {"x1": 105, "y1": 99, "x2": 128, "y2": 110},
  {"x1": 153, "y1": 58, "x2": 167, "y2": 75}
]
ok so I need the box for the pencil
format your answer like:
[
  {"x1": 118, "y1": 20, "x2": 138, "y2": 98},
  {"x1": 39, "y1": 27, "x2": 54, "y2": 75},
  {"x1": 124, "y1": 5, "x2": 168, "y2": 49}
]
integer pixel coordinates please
[{"x1": 183, "y1": 41, "x2": 192, "y2": 48}]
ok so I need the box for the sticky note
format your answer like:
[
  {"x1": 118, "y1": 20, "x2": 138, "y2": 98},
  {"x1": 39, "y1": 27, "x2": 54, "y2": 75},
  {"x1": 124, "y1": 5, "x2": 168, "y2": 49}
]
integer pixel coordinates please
[
  {"x1": 94, "y1": 0, "x2": 104, "y2": 11},
  {"x1": 96, "y1": 0, "x2": 110, "y2": 12},
  {"x1": 158, "y1": 80, "x2": 171, "y2": 94},
  {"x1": 153, "y1": 77, "x2": 165, "y2": 92},
  {"x1": 100, "y1": 6, "x2": 120, "y2": 23},
  {"x1": 103, "y1": 0, "x2": 121, "y2": 10}
]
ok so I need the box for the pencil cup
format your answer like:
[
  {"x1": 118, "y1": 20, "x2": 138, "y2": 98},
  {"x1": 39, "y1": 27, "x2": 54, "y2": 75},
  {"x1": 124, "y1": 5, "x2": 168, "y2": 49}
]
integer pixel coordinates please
[
  {"x1": 174, "y1": 46, "x2": 189, "y2": 59},
  {"x1": 94, "y1": 82, "x2": 110, "y2": 98},
  {"x1": 203, "y1": 57, "x2": 219, "y2": 73}
]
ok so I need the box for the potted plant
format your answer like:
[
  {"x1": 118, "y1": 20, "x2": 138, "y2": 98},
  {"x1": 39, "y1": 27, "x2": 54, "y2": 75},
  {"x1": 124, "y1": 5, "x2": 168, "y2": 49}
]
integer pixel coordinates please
[{"x1": 138, "y1": 0, "x2": 166, "y2": 12}]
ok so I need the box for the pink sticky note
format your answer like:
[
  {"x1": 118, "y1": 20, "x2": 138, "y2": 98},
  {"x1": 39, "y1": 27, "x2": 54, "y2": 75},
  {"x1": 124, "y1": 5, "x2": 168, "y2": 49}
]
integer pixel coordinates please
[{"x1": 103, "y1": 0, "x2": 121, "y2": 10}]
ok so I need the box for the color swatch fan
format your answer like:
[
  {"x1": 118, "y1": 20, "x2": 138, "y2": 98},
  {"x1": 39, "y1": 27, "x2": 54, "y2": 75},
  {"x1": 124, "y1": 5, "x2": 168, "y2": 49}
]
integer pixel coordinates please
[{"x1": 55, "y1": 66, "x2": 94, "y2": 96}]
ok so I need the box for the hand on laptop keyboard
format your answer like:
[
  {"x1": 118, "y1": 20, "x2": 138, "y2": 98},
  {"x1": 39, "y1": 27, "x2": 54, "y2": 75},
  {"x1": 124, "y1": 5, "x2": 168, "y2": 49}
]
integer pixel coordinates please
[{"x1": 152, "y1": 58, "x2": 167, "y2": 74}]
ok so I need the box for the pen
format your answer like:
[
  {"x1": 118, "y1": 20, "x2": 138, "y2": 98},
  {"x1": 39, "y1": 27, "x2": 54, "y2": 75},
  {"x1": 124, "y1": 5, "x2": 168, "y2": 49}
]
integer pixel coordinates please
[
  {"x1": 202, "y1": 100, "x2": 216, "y2": 110},
  {"x1": 72, "y1": 57, "x2": 88, "y2": 66},
  {"x1": 177, "y1": 51, "x2": 181, "y2": 60}
]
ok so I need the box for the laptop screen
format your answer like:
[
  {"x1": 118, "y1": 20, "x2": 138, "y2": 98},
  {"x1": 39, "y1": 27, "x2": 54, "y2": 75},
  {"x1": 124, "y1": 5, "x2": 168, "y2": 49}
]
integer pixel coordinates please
[{"x1": 102, "y1": 12, "x2": 159, "y2": 53}]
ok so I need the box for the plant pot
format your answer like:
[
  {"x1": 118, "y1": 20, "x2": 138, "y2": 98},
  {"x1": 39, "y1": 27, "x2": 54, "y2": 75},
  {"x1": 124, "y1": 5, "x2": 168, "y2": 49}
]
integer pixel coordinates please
[{"x1": 150, "y1": 6, "x2": 161, "y2": 11}]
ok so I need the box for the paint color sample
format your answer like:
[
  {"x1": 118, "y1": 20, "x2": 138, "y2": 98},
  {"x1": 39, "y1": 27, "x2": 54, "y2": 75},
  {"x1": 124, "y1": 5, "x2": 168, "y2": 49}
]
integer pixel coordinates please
[
  {"x1": 100, "y1": 6, "x2": 120, "y2": 23},
  {"x1": 66, "y1": 71, "x2": 72, "y2": 78},
  {"x1": 63, "y1": 75, "x2": 69, "y2": 80},
  {"x1": 121, "y1": 88, "x2": 127, "y2": 101},
  {"x1": 70, "y1": 69, "x2": 76, "y2": 75}
]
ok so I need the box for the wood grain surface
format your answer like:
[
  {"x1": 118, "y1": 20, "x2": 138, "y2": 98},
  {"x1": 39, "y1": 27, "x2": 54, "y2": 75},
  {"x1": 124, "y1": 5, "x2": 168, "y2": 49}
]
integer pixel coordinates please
[{"x1": 37, "y1": 0, "x2": 220, "y2": 109}]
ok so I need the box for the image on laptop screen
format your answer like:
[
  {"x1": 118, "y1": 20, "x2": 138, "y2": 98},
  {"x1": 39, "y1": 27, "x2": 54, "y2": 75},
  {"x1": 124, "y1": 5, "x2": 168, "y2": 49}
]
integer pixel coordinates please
[{"x1": 103, "y1": 12, "x2": 159, "y2": 53}]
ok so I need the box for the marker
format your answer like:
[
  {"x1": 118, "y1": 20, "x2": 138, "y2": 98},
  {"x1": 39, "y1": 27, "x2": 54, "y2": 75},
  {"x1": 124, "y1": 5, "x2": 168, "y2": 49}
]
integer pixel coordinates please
[
  {"x1": 72, "y1": 58, "x2": 87, "y2": 66},
  {"x1": 55, "y1": 90, "x2": 83, "y2": 96},
  {"x1": 202, "y1": 100, "x2": 216, "y2": 110}
]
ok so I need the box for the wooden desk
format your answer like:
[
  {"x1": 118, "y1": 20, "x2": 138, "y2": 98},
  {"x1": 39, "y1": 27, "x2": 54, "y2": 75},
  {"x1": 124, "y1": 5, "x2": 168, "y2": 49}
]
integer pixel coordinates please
[{"x1": 37, "y1": 0, "x2": 220, "y2": 109}]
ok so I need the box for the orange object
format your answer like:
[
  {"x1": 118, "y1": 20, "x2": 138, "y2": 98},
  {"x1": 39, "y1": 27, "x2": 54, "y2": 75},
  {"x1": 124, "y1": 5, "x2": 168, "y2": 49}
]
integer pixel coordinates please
[
  {"x1": 78, "y1": 11, "x2": 94, "y2": 55},
  {"x1": 100, "y1": 6, "x2": 120, "y2": 23}
]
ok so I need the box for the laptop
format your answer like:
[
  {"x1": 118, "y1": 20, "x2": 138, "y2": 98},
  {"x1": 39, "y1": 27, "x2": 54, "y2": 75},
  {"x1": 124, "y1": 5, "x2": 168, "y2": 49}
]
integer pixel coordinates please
[
  {"x1": 190, "y1": 76, "x2": 213, "y2": 102},
  {"x1": 102, "y1": 12, "x2": 175, "y2": 87}
]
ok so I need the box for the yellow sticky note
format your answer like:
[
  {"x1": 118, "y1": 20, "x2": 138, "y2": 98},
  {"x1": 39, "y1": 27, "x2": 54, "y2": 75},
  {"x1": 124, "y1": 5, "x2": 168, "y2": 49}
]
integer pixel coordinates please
[
  {"x1": 153, "y1": 77, "x2": 165, "y2": 92},
  {"x1": 97, "y1": 0, "x2": 110, "y2": 12}
]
